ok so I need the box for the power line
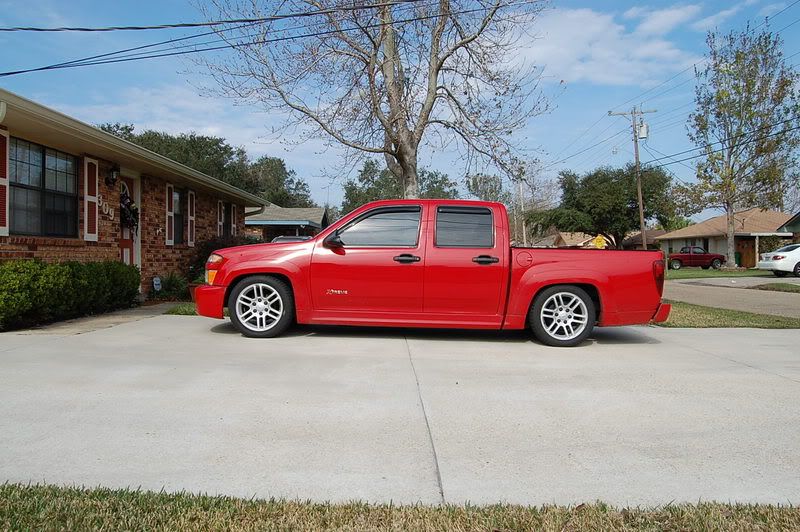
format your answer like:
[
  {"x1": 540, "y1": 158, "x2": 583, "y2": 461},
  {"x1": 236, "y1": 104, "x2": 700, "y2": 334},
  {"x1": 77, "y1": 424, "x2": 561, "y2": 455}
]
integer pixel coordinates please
[
  {"x1": 539, "y1": 128, "x2": 629, "y2": 170},
  {"x1": 645, "y1": 114, "x2": 800, "y2": 164},
  {"x1": 0, "y1": 0, "x2": 525, "y2": 77},
  {"x1": 0, "y1": 0, "x2": 422, "y2": 32},
  {"x1": 647, "y1": 122, "x2": 800, "y2": 169}
]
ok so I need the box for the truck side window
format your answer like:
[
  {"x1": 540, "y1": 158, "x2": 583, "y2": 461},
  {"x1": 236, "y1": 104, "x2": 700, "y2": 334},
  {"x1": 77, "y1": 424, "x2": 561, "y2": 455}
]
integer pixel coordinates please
[
  {"x1": 435, "y1": 206, "x2": 493, "y2": 248},
  {"x1": 692, "y1": 247, "x2": 706, "y2": 254},
  {"x1": 338, "y1": 207, "x2": 421, "y2": 247},
  {"x1": 680, "y1": 247, "x2": 690, "y2": 253}
]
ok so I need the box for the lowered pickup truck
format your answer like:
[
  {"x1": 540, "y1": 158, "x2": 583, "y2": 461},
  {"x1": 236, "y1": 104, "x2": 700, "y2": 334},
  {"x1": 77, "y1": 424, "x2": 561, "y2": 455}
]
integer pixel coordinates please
[{"x1": 196, "y1": 199, "x2": 670, "y2": 347}]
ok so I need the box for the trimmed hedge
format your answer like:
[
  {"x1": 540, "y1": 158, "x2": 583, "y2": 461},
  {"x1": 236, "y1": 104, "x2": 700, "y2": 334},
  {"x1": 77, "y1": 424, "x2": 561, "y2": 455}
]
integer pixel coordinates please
[{"x1": 0, "y1": 260, "x2": 141, "y2": 330}]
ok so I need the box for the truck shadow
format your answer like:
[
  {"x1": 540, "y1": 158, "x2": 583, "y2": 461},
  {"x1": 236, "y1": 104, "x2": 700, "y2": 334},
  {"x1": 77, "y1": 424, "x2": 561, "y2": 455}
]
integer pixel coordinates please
[{"x1": 210, "y1": 322, "x2": 660, "y2": 345}]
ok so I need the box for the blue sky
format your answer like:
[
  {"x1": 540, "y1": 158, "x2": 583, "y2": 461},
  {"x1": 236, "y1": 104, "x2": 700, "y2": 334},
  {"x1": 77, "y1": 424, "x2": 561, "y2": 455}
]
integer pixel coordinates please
[{"x1": 1, "y1": 0, "x2": 798, "y2": 209}]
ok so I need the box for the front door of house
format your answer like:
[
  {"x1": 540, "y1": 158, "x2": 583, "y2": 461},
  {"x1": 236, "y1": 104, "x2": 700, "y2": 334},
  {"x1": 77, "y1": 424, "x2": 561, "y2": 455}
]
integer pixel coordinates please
[{"x1": 119, "y1": 177, "x2": 135, "y2": 265}]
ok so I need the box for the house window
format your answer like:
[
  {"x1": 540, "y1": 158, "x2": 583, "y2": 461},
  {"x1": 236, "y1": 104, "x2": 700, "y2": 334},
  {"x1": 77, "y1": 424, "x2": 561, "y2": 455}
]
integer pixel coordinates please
[
  {"x1": 173, "y1": 189, "x2": 184, "y2": 245},
  {"x1": 9, "y1": 138, "x2": 78, "y2": 237}
]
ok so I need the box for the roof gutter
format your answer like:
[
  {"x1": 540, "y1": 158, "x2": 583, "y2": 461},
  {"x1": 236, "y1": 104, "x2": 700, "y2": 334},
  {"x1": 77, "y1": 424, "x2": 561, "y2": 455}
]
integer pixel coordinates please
[{"x1": 0, "y1": 89, "x2": 267, "y2": 207}]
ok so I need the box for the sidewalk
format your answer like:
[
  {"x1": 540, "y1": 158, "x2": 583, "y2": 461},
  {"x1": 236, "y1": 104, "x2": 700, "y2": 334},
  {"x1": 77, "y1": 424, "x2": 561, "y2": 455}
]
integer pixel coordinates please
[
  {"x1": 664, "y1": 280, "x2": 800, "y2": 318},
  {"x1": 7, "y1": 303, "x2": 179, "y2": 336}
]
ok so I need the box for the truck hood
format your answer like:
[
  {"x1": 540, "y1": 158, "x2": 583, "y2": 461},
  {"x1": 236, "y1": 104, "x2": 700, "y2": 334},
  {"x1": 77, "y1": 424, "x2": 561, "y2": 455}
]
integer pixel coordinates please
[{"x1": 213, "y1": 240, "x2": 315, "y2": 262}]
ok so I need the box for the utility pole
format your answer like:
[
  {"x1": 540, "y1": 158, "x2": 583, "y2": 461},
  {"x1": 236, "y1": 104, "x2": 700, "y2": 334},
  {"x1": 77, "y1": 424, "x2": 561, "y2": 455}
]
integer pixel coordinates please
[{"x1": 608, "y1": 106, "x2": 656, "y2": 250}]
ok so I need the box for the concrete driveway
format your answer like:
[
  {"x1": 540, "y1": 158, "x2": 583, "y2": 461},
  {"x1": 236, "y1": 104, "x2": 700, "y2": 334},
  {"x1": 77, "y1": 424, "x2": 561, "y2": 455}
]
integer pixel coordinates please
[{"x1": 1, "y1": 315, "x2": 799, "y2": 507}]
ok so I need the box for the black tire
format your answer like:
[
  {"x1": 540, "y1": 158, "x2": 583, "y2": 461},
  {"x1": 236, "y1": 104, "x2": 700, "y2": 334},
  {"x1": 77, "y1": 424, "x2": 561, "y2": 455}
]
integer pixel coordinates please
[
  {"x1": 711, "y1": 258, "x2": 723, "y2": 270},
  {"x1": 228, "y1": 275, "x2": 294, "y2": 338},
  {"x1": 529, "y1": 285, "x2": 595, "y2": 347},
  {"x1": 670, "y1": 259, "x2": 682, "y2": 270},
  {"x1": 794, "y1": 263, "x2": 800, "y2": 278},
  {"x1": 774, "y1": 270, "x2": 789, "y2": 278}
]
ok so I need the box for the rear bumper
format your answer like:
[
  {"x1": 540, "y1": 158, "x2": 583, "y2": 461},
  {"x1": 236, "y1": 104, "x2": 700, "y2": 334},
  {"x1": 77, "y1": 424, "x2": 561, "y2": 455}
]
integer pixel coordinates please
[
  {"x1": 757, "y1": 260, "x2": 792, "y2": 272},
  {"x1": 195, "y1": 285, "x2": 226, "y2": 319},
  {"x1": 651, "y1": 303, "x2": 671, "y2": 324}
]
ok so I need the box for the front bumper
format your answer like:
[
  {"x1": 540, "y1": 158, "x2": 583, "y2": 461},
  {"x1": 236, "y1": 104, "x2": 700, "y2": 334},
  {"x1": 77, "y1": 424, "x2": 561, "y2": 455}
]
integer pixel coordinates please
[
  {"x1": 195, "y1": 285, "x2": 226, "y2": 319},
  {"x1": 651, "y1": 303, "x2": 672, "y2": 323}
]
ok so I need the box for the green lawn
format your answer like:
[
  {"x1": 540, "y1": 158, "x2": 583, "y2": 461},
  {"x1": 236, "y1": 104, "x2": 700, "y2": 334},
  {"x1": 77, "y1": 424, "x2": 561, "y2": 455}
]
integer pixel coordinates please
[
  {"x1": 165, "y1": 302, "x2": 198, "y2": 315},
  {"x1": 660, "y1": 301, "x2": 800, "y2": 328},
  {"x1": 2, "y1": 484, "x2": 799, "y2": 531},
  {"x1": 666, "y1": 268, "x2": 771, "y2": 280},
  {"x1": 751, "y1": 283, "x2": 800, "y2": 294}
]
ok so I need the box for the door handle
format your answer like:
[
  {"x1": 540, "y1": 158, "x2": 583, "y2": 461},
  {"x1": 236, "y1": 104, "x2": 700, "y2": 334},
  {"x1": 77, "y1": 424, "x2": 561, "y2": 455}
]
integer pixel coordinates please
[
  {"x1": 393, "y1": 254, "x2": 421, "y2": 264},
  {"x1": 472, "y1": 255, "x2": 500, "y2": 265}
]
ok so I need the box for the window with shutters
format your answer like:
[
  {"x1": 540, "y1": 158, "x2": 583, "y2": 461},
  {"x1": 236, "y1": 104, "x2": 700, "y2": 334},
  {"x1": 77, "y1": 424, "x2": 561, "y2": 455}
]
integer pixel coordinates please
[{"x1": 8, "y1": 137, "x2": 78, "y2": 237}]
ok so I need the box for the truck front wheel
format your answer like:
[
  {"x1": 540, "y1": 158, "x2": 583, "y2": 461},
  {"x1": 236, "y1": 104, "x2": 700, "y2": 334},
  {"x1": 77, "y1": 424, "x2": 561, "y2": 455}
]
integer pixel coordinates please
[
  {"x1": 228, "y1": 275, "x2": 294, "y2": 338},
  {"x1": 529, "y1": 285, "x2": 595, "y2": 347}
]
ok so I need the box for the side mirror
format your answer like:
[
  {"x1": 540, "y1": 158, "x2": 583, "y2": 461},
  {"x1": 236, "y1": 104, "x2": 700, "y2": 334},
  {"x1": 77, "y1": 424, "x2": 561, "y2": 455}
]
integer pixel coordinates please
[{"x1": 324, "y1": 232, "x2": 344, "y2": 249}]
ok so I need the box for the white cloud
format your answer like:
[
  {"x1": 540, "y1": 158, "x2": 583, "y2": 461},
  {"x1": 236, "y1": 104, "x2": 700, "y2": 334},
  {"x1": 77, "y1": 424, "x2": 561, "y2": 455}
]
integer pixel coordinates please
[
  {"x1": 517, "y1": 8, "x2": 699, "y2": 87},
  {"x1": 759, "y1": 2, "x2": 787, "y2": 16},
  {"x1": 630, "y1": 5, "x2": 703, "y2": 35},
  {"x1": 690, "y1": 5, "x2": 744, "y2": 30}
]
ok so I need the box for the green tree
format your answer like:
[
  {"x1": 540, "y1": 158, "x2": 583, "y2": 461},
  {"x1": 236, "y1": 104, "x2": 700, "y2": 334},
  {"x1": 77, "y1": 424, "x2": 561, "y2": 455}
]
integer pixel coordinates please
[
  {"x1": 340, "y1": 160, "x2": 458, "y2": 213},
  {"x1": 99, "y1": 123, "x2": 316, "y2": 207},
  {"x1": 247, "y1": 156, "x2": 316, "y2": 208},
  {"x1": 528, "y1": 165, "x2": 675, "y2": 249},
  {"x1": 685, "y1": 27, "x2": 800, "y2": 267}
]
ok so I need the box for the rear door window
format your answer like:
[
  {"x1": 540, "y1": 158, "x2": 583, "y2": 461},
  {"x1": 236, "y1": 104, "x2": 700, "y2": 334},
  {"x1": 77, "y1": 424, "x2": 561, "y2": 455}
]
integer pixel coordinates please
[{"x1": 435, "y1": 206, "x2": 494, "y2": 248}]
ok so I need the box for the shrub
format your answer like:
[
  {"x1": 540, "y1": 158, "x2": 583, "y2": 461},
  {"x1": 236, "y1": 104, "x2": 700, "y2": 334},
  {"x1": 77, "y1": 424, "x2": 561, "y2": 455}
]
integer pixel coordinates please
[
  {"x1": 150, "y1": 272, "x2": 189, "y2": 301},
  {"x1": 0, "y1": 260, "x2": 141, "y2": 330},
  {"x1": 186, "y1": 235, "x2": 261, "y2": 280}
]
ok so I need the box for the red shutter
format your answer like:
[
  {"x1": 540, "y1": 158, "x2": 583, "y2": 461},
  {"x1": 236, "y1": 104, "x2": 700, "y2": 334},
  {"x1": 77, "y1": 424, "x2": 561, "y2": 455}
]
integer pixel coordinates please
[
  {"x1": 165, "y1": 183, "x2": 174, "y2": 246},
  {"x1": 83, "y1": 157, "x2": 99, "y2": 242},
  {"x1": 187, "y1": 190, "x2": 196, "y2": 247},
  {"x1": 0, "y1": 130, "x2": 8, "y2": 236}
]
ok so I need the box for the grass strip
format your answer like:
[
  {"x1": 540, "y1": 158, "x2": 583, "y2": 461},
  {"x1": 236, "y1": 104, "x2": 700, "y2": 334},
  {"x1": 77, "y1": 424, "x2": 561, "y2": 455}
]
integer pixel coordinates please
[
  {"x1": 751, "y1": 283, "x2": 800, "y2": 294},
  {"x1": 660, "y1": 301, "x2": 800, "y2": 328},
  {"x1": 666, "y1": 268, "x2": 771, "y2": 280},
  {"x1": 1, "y1": 483, "x2": 799, "y2": 531}
]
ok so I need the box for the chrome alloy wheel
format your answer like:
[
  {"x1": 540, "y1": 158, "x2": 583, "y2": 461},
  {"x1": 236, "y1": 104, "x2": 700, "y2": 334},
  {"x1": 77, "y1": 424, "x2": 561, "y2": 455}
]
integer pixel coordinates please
[
  {"x1": 235, "y1": 283, "x2": 284, "y2": 332},
  {"x1": 539, "y1": 291, "x2": 589, "y2": 341}
]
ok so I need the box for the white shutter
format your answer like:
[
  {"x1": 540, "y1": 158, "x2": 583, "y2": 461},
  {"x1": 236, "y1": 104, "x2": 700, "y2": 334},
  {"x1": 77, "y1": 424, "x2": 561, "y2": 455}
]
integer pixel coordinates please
[
  {"x1": 187, "y1": 190, "x2": 196, "y2": 247},
  {"x1": 217, "y1": 200, "x2": 224, "y2": 236},
  {"x1": 0, "y1": 129, "x2": 8, "y2": 237},
  {"x1": 83, "y1": 157, "x2": 99, "y2": 242},
  {"x1": 230, "y1": 204, "x2": 237, "y2": 236},
  {"x1": 165, "y1": 183, "x2": 174, "y2": 246}
]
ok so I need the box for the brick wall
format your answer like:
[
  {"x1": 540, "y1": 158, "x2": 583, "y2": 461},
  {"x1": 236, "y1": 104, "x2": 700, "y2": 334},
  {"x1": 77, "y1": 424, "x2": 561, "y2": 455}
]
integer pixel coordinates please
[{"x1": 138, "y1": 175, "x2": 245, "y2": 293}]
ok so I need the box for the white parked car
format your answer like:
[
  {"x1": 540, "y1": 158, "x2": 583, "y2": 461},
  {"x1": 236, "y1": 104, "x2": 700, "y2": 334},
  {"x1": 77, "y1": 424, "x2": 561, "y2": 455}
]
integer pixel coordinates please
[{"x1": 757, "y1": 244, "x2": 800, "y2": 277}]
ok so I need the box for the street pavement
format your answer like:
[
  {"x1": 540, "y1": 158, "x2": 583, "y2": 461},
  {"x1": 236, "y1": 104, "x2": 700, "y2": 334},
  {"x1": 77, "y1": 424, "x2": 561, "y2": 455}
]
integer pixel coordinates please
[
  {"x1": 2, "y1": 315, "x2": 800, "y2": 507},
  {"x1": 665, "y1": 277, "x2": 800, "y2": 318}
]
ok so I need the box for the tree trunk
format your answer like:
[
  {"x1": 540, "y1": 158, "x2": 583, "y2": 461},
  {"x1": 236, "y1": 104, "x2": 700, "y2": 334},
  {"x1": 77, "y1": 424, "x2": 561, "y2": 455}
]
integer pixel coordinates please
[{"x1": 725, "y1": 203, "x2": 737, "y2": 268}]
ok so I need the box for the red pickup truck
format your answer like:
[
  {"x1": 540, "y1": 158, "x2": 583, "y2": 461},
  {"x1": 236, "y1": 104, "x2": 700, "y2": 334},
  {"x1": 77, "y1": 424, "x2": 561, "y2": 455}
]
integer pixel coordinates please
[
  {"x1": 668, "y1": 246, "x2": 725, "y2": 270},
  {"x1": 196, "y1": 200, "x2": 670, "y2": 347}
]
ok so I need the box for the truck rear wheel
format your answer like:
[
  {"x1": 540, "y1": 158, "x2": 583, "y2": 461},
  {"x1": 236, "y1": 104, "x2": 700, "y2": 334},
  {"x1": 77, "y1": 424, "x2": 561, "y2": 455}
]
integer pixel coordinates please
[
  {"x1": 529, "y1": 285, "x2": 595, "y2": 347},
  {"x1": 228, "y1": 275, "x2": 294, "y2": 338},
  {"x1": 711, "y1": 258, "x2": 722, "y2": 269}
]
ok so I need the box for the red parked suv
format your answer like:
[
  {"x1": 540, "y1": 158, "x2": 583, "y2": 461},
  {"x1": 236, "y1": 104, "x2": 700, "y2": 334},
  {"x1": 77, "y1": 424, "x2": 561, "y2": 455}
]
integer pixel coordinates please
[{"x1": 668, "y1": 246, "x2": 725, "y2": 270}]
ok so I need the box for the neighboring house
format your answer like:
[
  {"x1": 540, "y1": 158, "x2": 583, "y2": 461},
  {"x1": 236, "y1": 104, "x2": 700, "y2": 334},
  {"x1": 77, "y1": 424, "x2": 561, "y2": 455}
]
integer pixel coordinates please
[
  {"x1": 245, "y1": 206, "x2": 329, "y2": 241},
  {"x1": 777, "y1": 212, "x2": 800, "y2": 242},
  {"x1": 655, "y1": 208, "x2": 792, "y2": 268},
  {"x1": 531, "y1": 231, "x2": 609, "y2": 248},
  {"x1": 0, "y1": 88, "x2": 266, "y2": 293},
  {"x1": 621, "y1": 229, "x2": 666, "y2": 250}
]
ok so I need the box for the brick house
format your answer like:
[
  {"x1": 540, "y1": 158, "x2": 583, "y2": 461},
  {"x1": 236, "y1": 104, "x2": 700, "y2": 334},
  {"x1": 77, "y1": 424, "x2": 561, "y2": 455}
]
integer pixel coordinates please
[{"x1": 0, "y1": 88, "x2": 266, "y2": 293}]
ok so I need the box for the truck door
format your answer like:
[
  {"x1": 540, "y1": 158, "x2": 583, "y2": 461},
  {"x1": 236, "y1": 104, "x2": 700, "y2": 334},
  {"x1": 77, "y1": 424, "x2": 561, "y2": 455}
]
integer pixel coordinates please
[
  {"x1": 310, "y1": 205, "x2": 425, "y2": 313},
  {"x1": 423, "y1": 205, "x2": 506, "y2": 318}
]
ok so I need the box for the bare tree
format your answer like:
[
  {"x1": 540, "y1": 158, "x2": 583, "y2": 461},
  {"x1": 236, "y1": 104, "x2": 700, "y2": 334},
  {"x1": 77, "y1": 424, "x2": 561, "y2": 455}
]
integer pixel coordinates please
[{"x1": 196, "y1": 0, "x2": 549, "y2": 197}]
